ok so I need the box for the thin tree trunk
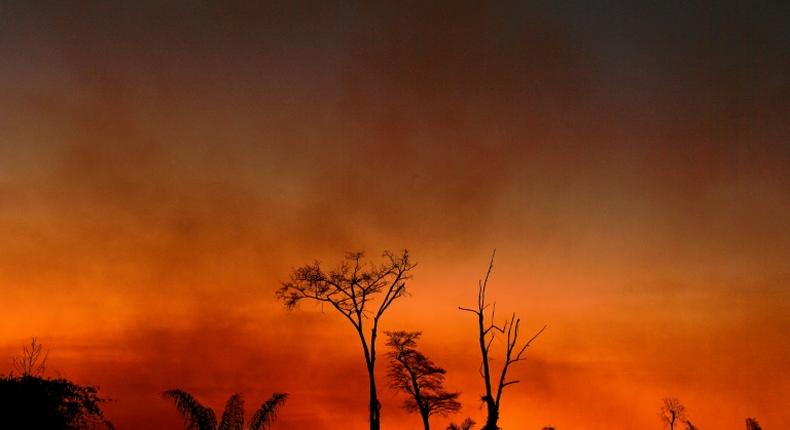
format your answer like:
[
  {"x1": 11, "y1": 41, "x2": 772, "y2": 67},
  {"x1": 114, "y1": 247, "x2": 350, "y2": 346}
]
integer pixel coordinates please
[
  {"x1": 368, "y1": 365, "x2": 381, "y2": 430},
  {"x1": 482, "y1": 403, "x2": 499, "y2": 430},
  {"x1": 420, "y1": 410, "x2": 430, "y2": 430},
  {"x1": 478, "y1": 306, "x2": 499, "y2": 430},
  {"x1": 357, "y1": 323, "x2": 381, "y2": 430}
]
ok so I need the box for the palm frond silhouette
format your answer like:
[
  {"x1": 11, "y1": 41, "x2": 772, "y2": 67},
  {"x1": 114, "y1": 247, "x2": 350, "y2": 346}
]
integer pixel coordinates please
[
  {"x1": 164, "y1": 389, "x2": 218, "y2": 430},
  {"x1": 218, "y1": 393, "x2": 244, "y2": 430},
  {"x1": 249, "y1": 393, "x2": 288, "y2": 430},
  {"x1": 164, "y1": 389, "x2": 287, "y2": 430}
]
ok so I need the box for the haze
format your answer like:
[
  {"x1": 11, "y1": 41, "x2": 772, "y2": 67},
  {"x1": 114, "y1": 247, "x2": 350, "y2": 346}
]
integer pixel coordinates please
[{"x1": 1, "y1": 1, "x2": 788, "y2": 429}]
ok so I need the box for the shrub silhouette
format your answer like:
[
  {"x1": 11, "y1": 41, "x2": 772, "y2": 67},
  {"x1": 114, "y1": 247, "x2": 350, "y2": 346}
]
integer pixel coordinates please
[
  {"x1": 0, "y1": 374, "x2": 114, "y2": 430},
  {"x1": 1, "y1": 338, "x2": 113, "y2": 430},
  {"x1": 446, "y1": 418, "x2": 476, "y2": 430}
]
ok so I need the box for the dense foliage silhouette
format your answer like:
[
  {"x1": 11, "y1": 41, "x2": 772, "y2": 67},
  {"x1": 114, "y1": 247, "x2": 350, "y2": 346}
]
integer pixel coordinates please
[{"x1": 0, "y1": 374, "x2": 114, "y2": 430}]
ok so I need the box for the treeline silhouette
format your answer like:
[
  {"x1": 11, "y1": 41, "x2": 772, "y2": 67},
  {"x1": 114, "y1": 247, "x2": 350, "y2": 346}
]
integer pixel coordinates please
[{"x1": 0, "y1": 250, "x2": 772, "y2": 430}]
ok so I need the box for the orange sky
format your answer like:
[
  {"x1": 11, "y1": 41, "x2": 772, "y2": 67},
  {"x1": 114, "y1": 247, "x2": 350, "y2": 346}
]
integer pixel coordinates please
[{"x1": 1, "y1": 2, "x2": 788, "y2": 429}]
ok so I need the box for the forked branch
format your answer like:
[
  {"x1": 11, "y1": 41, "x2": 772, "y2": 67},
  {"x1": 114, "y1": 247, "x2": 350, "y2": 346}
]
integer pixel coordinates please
[{"x1": 458, "y1": 250, "x2": 546, "y2": 430}]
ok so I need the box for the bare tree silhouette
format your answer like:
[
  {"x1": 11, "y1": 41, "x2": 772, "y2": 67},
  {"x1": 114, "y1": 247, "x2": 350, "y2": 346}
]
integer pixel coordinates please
[
  {"x1": 446, "y1": 418, "x2": 476, "y2": 430},
  {"x1": 386, "y1": 330, "x2": 461, "y2": 430},
  {"x1": 164, "y1": 390, "x2": 287, "y2": 430},
  {"x1": 12, "y1": 337, "x2": 48, "y2": 377},
  {"x1": 659, "y1": 398, "x2": 687, "y2": 430},
  {"x1": 277, "y1": 250, "x2": 415, "y2": 430},
  {"x1": 458, "y1": 251, "x2": 545, "y2": 430},
  {"x1": 745, "y1": 418, "x2": 762, "y2": 430}
]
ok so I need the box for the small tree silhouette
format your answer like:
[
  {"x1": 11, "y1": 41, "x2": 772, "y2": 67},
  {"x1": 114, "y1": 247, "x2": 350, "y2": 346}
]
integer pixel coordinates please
[
  {"x1": 2, "y1": 338, "x2": 113, "y2": 429},
  {"x1": 277, "y1": 250, "x2": 415, "y2": 430},
  {"x1": 12, "y1": 337, "x2": 48, "y2": 377},
  {"x1": 745, "y1": 417, "x2": 762, "y2": 430},
  {"x1": 659, "y1": 398, "x2": 687, "y2": 430},
  {"x1": 163, "y1": 390, "x2": 287, "y2": 430},
  {"x1": 458, "y1": 251, "x2": 545, "y2": 430},
  {"x1": 386, "y1": 331, "x2": 461, "y2": 430},
  {"x1": 446, "y1": 418, "x2": 476, "y2": 430},
  {"x1": 0, "y1": 375, "x2": 115, "y2": 430}
]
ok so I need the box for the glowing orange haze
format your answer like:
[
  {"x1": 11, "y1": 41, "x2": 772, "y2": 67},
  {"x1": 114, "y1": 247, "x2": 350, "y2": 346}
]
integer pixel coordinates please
[{"x1": 0, "y1": 2, "x2": 788, "y2": 429}]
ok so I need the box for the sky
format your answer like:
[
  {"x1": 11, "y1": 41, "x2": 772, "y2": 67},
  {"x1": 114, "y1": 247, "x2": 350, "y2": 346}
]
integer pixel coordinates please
[{"x1": 0, "y1": 1, "x2": 788, "y2": 429}]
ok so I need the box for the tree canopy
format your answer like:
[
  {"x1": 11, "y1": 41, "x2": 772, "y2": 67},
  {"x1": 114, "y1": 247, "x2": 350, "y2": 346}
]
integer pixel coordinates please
[{"x1": 0, "y1": 374, "x2": 114, "y2": 430}]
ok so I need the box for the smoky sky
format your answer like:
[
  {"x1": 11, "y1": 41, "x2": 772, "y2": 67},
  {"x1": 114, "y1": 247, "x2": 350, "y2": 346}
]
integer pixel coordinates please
[{"x1": 1, "y1": 1, "x2": 788, "y2": 429}]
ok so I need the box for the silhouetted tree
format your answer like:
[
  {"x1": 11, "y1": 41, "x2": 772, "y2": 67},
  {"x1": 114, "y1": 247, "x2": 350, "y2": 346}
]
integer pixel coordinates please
[
  {"x1": 0, "y1": 375, "x2": 114, "y2": 430},
  {"x1": 12, "y1": 337, "x2": 48, "y2": 377},
  {"x1": 684, "y1": 419, "x2": 698, "y2": 430},
  {"x1": 459, "y1": 251, "x2": 545, "y2": 430},
  {"x1": 745, "y1": 418, "x2": 762, "y2": 430},
  {"x1": 164, "y1": 390, "x2": 287, "y2": 430},
  {"x1": 659, "y1": 398, "x2": 686, "y2": 430},
  {"x1": 446, "y1": 418, "x2": 476, "y2": 430},
  {"x1": 1, "y1": 339, "x2": 113, "y2": 429},
  {"x1": 542, "y1": 426, "x2": 556, "y2": 430},
  {"x1": 386, "y1": 331, "x2": 461, "y2": 430},
  {"x1": 277, "y1": 250, "x2": 415, "y2": 430}
]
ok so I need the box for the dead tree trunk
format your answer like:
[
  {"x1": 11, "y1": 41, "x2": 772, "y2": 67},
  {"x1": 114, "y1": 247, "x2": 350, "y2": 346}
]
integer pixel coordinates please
[{"x1": 460, "y1": 250, "x2": 545, "y2": 430}]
